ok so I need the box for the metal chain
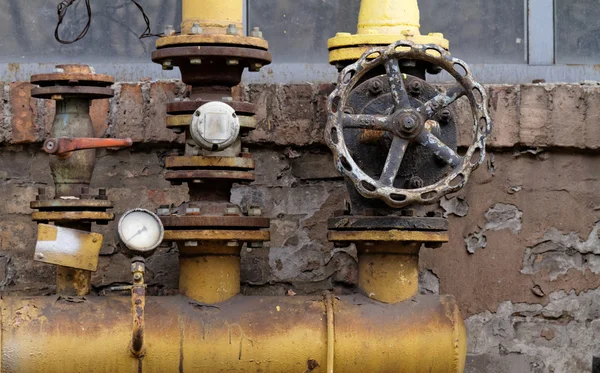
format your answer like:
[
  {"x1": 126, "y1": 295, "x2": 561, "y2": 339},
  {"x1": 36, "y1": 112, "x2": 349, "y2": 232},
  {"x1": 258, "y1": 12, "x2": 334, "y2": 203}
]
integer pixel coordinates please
[{"x1": 325, "y1": 40, "x2": 492, "y2": 208}]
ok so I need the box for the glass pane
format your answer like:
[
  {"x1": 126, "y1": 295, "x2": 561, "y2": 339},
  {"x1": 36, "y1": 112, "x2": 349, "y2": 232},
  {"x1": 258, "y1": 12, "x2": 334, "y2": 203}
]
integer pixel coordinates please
[
  {"x1": 248, "y1": 0, "x2": 526, "y2": 65},
  {"x1": 247, "y1": 0, "x2": 361, "y2": 64},
  {"x1": 419, "y1": 0, "x2": 526, "y2": 64},
  {"x1": 0, "y1": 0, "x2": 180, "y2": 63},
  {"x1": 555, "y1": 0, "x2": 600, "y2": 64}
]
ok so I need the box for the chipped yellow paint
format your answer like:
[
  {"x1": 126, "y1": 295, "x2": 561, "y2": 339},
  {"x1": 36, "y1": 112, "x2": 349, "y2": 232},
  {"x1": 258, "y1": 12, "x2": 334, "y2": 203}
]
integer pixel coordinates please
[
  {"x1": 35, "y1": 224, "x2": 103, "y2": 271},
  {"x1": 37, "y1": 224, "x2": 57, "y2": 241}
]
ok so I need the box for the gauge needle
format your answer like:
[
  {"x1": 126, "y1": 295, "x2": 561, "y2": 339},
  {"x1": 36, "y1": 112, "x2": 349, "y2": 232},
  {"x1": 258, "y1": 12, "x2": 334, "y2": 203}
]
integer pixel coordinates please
[{"x1": 127, "y1": 226, "x2": 148, "y2": 242}]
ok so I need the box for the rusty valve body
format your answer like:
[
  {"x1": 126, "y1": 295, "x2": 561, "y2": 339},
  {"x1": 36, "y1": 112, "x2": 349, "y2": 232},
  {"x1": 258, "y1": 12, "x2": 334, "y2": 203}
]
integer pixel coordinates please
[{"x1": 29, "y1": 65, "x2": 132, "y2": 296}]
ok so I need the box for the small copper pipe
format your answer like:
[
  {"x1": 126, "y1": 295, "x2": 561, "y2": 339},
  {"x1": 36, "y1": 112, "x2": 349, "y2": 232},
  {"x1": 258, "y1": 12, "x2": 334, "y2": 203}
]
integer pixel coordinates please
[{"x1": 130, "y1": 258, "x2": 146, "y2": 358}]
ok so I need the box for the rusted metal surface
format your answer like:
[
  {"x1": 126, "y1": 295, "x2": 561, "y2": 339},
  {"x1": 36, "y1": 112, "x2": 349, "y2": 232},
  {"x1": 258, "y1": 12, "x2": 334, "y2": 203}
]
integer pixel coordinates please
[
  {"x1": 43, "y1": 138, "x2": 133, "y2": 157},
  {"x1": 156, "y1": 34, "x2": 269, "y2": 50},
  {"x1": 56, "y1": 266, "x2": 91, "y2": 296},
  {"x1": 32, "y1": 211, "x2": 115, "y2": 223},
  {"x1": 328, "y1": 229, "x2": 449, "y2": 243},
  {"x1": 31, "y1": 86, "x2": 114, "y2": 100},
  {"x1": 328, "y1": 215, "x2": 448, "y2": 231},
  {"x1": 130, "y1": 258, "x2": 146, "y2": 357},
  {"x1": 31, "y1": 199, "x2": 113, "y2": 210},
  {"x1": 163, "y1": 229, "x2": 270, "y2": 242},
  {"x1": 152, "y1": 46, "x2": 272, "y2": 66},
  {"x1": 164, "y1": 170, "x2": 255, "y2": 182},
  {"x1": 30, "y1": 73, "x2": 114, "y2": 87},
  {"x1": 0, "y1": 294, "x2": 465, "y2": 373},
  {"x1": 165, "y1": 156, "x2": 254, "y2": 170},
  {"x1": 167, "y1": 100, "x2": 256, "y2": 116},
  {"x1": 160, "y1": 216, "x2": 269, "y2": 229},
  {"x1": 325, "y1": 41, "x2": 492, "y2": 208},
  {"x1": 34, "y1": 224, "x2": 103, "y2": 271}
]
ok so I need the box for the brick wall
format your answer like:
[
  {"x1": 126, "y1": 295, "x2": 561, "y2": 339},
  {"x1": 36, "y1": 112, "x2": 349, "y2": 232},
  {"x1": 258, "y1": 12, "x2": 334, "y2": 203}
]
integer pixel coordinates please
[{"x1": 1, "y1": 80, "x2": 599, "y2": 372}]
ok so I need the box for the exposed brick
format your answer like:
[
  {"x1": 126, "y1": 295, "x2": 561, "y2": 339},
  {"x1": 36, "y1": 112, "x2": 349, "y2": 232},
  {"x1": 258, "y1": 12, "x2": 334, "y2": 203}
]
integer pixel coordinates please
[
  {"x1": 144, "y1": 81, "x2": 185, "y2": 143},
  {"x1": 487, "y1": 85, "x2": 520, "y2": 148},
  {"x1": 519, "y1": 84, "x2": 551, "y2": 147},
  {"x1": 583, "y1": 85, "x2": 600, "y2": 150},
  {"x1": 549, "y1": 85, "x2": 585, "y2": 148},
  {"x1": 111, "y1": 83, "x2": 145, "y2": 142},
  {"x1": 90, "y1": 99, "x2": 110, "y2": 137},
  {"x1": 10, "y1": 82, "x2": 38, "y2": 144}
]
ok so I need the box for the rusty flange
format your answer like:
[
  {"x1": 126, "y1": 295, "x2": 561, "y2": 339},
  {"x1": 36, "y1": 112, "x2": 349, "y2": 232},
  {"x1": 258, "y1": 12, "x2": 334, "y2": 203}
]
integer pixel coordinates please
[
  {"x1": 160, "y1": 216, "x2": 269, "y2": 229},
  {"x1": 31, "y1": 64, "x2": 114, "y2": 100},
  {"x1": 165, "y1": 156, "x2": 255, "y2": 170},
  {"x1": 167, "y1": 100, "x2": 256, "y2": 116},
  {"x1": 165, "y1": 170, "x2": 255, "y2": 183},
  {"x1": 32, "y1": 211, "x2": 115, "y2": 223},
  {"x1": 328, "y1": 216, "x2": 448, "y2": 231}
]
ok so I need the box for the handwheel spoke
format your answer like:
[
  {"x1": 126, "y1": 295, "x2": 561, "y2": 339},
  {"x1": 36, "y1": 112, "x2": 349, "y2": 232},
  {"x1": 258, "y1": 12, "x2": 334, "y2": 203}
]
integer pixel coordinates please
[
  {"x1": 385, "y1": 58, "x2": 411, "y2": 110},
  {"x1": 379, "y1": 136, "x2": 409, "y2": 187},
  {"x1": 416, "y1": 130, "x2": 462, "y2": 167},
  {"x1": 342, "y1": 114, "x2": 391, "y2": 131},
  {"x1": 416, "y1": 84, "x2": 465, "y2": 118}
]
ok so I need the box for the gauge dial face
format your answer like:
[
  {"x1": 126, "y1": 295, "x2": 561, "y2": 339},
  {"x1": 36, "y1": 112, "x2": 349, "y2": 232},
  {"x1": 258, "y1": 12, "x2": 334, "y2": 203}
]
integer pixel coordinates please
[{"x1": 118, "y1": 209, "x2": 164, "y2": 252}]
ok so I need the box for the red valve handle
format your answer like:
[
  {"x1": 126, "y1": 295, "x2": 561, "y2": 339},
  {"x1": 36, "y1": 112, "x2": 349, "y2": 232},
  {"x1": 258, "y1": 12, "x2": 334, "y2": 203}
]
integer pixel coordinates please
[{"x1": 43, "y1": 137, "x2": 133, "y2": 158}]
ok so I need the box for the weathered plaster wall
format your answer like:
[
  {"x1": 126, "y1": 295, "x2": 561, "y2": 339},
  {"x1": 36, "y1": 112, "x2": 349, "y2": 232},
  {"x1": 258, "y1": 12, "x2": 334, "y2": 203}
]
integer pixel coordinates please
[{"x1": 0, "y1": 81, "x2": 599, "y2": 372}]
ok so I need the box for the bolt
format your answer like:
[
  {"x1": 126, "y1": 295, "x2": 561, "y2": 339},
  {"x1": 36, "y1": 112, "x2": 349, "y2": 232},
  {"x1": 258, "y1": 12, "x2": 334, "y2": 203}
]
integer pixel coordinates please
[
  {"x1": 409, "y1": 176, "x2": 424, "y2": 189},
  {"x1": 92, "y1": 237, "x2": 98, "y2": 243},
  {"x1": 226, "y1": 59, "x2": 239, "y2": 66},
  {"x1": 221, "y1": 97, "x2": 233, "y2": 102},
  {"x1": 251, "y1": 26, "x2": 263, "y2": 38},
  {"x1": 45, "y1": 140, "x2": 56, "y2": 151},
  {"x1": 97, "y1": 188, "x2": 108, "y2": 200},
  {"x1": 248, "y1": 206, "x2": 262, "y2": 217},
  {"x1": 173, "y1": 127, "x2": 184, "y2": 134},
  {"x1": 190, "y1": 58, "x2": 202, "y2": 65},
  {"x1": 334, "y1": 242, "x2": 350, "y2": 248},
  {"x1": 224, "y1": 205, "x2": 239, "y2": 216},
  {"x1": 227, "y1": 241, "x2": 239, "y2": 247},
  {"x1": 190, "y1": 22, "x2": 203, "y2": 35},
  {"x1": 185, "y1": 205, "x2": 200, "y2": 215},
  {"x1": 368, "y1": 80, "x2": 383, "y2": 95},
  {"x1": 36, "y1": 253, "x2": 44, "y2": 260},
  {"x1": 402, "y1": 117, "x2": 417, "y2": 131},
  {"x1": 408, "y1": 80, "x2": 423, "y2": 95},
  {"x1": 157, "y1": 205, "x2": 171, "y2": 216},
  {"x1": 249, "y1": 63, "x2": 263, "y2": 72},
  {"x1": 248, "y1": 242, "x2": 264, "y2": 248},
  {"x1": 51, "y1": 94, "x2": 64, "y2": 101},
  {"x1": 133, "y1": 273, "x2": 143, "y2": 281},
  {"x1": 164, "y1": 25, "x2": 175, "y2": 36},
  {"x1": 226, "y1": 23, "x2": 238, "y2": 35},
  {"x1": 162, "y1": 60, "x2": 173, "y2": 70},
  {"x1": 439, "y1": 109, "x2": 452, "y2": 124},
  {"x1": 38, "y1": 187, "x2": 46, "y2": 195},
  {"x1": 401, "y1": 208, "x2": 415, "y2": 217},
  {"x1": 194, "y1": 110, "x2": 201, "y2": 117},
  {"x1": 81, "y1": 186, "x2": 89, "y2": 194},
  {"x1": 184, "y1": 241, "x2": 199, "y2": 247},
  {"x1": 241, "y1": 147, "x2": 250, "y2": 154}
]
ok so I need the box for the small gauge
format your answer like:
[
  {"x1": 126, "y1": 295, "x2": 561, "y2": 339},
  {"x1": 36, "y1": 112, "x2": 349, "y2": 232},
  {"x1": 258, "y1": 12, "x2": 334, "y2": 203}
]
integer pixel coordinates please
[{"x1": 118, "y1": 209, "x2": 164, "y2": 255}]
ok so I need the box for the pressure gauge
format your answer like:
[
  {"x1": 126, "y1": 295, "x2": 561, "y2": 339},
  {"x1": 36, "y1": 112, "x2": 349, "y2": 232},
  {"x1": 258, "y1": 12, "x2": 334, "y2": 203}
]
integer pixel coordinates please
[
  {"x1": 118, "y1": 209, "x2": 164, "y2": 255},
  {"x1": 190, "y1": 101, "x2": 240, "y2": 151}
]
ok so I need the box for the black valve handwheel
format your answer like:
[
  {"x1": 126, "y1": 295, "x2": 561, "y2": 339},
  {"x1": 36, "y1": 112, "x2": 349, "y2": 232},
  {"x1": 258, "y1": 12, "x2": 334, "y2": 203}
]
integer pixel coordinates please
[{"x1": 325, "y1": 40, "x2": 492, "y2": 208}]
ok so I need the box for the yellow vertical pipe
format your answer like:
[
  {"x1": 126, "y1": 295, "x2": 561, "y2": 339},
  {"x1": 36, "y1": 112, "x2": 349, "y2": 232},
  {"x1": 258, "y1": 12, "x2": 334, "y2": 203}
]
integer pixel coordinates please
[
  {"x1": 179, "y1": 242, "x2": 241, "y2": 304},
  {"x1": 181, "y1": 0, "x2": 244, "y2": 35},
  {"x1": 356, "y1": 242, "x2": 420, "y2": 303},
  {"x1": 357, "y1": 0, "x2": 421, "y2": 35}
]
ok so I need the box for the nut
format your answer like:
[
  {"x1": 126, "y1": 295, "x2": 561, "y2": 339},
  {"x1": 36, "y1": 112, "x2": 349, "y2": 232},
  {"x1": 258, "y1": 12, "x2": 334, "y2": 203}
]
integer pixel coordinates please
[
  {"x1": 226, "y1": 241, "x2": 239, "y2": 247},
  {"x1": 248, "y1": 242, "x2": 264, "y2": 248},
  {"x1": 157, "y1": 205, "x2": 171, "y2": 216},
  {"x1": 249, "y1": 63, "x2": 263, "y2": 72},
  {"x1": 408, "y1": 176, "x2": 424, "y2": 189},
  {"x1": 248, "y1": 206, "x2": 262, "y2": 217},
  {"x1": 408, "y1": 80, "x2": 423, "y2": 95},
  {"x1": 251, "y1": 26, "x2": 263, "y2": 38},
  {"x1": 226, "y1": 59, "x2": 239, "y2": 66},
  {"x1": 190, "y1": 22, "x2": 203, "y2": 35},
  {"x1": 368, "y1": 80, "x2": 383, "y2": 95},
  {"x1": 184, "y1": 241, "x2": 199, "y2": 247},
  {"x1": 36, "y1": 253, "x2": 44, "y2": 259},
  {"x1": 439, "y1": 109, "x2": 452, "y2": 124},
  {"x1": 133, "y1": 273, "x2": 143, "y2": 281},
  {"x1": 190, "y1": 58, "x2": 202, "y2": 65},
  {"x1": 163, "y1": 25, "x2": 175, "y2": 36},
  {"x1": 226, "y1": 24, "x2": 238, "y2": 35},
  {"x1": 224, "y1": 205, "x2": 239, "y2": 216},
  {"x1": 162, "y1": 60, "x2": 173, "y2": 70},
  {"x1": 185, "y1": 205, "x2": 200, "y2": 215}
]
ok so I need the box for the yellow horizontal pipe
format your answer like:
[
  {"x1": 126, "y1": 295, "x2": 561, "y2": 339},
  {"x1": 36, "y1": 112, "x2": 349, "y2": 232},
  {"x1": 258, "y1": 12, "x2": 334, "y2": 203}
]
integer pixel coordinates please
[{"x1": 0, "y1": 294, "x2": 465, "y2": 373}]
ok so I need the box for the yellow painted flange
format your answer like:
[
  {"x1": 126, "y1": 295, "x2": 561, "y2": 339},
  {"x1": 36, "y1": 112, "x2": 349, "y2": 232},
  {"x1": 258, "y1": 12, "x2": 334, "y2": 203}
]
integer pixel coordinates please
[
  {"x1": 328, "y1": 0, "x2": 449, "y2": 65},
  {"x1": 163, "y1": 230, "x2": 270, "y2": 242},
  {"x1": 156, "y1": 35, "x2": 269, "y2": 51},
  {"x1": 328, "y1": 230, "x2": 449, "y2": 243},
  {"x1": 32, "y1": 211, "x2": 115, "y2": 222},
  {"x1": 165, "y1": 156, "x2": 255, "y2": 169},
  {"x1": 166, "y1": 114, "x2": 256, "y2": 130}
]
